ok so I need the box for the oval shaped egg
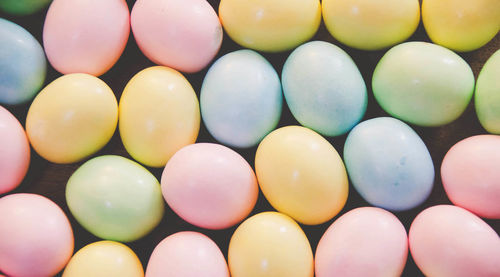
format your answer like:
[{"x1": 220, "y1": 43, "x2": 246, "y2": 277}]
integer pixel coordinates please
[
  {"x1": 201, "y1": 50, "x2": 282, "y2": 148},
  {"x1": 66, "y1": 155, "x2": 164, "y2": 242},
  {"x1": 26, "y1": 74, "x2": 118, "y2": 164},
  {"x1": 0, "y1": 0, "x2": 52, "y2": 15},
  {"x1": 409, "y1": 205, "x2": 500, "y2": 276},
  {"x1": 43, "y1": 0, "x2": 129, "y2": 76},
  {"x1": 476, "y1": 49, "x2": 500, "y2": 134},
  {"x1": 119, "y1": 66, "x2": 200, "y2": 167},
  {"x1": 255, "y1": 126, "x2": 348, "y2": 225},
  {"x1": 372, "y1": 41, "x2": 474, "y2": 127},
  {"x1": 282, "y1": 41, "x2": 367, "y2": 136},
  {"x1": 0, "y1": 193, "x2": 74, "y2": 277},
  {"x1": 228, "y1": 212, "x2": 314, "y2": 277}
]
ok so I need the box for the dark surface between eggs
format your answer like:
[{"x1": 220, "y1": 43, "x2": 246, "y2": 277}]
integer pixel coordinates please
[{"x1": 1, "y1": 0, "x2": 499, "y2": 276}]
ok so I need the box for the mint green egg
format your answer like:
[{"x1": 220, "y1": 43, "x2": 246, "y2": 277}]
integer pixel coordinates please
[{"x1": 475, "y1": 50, "x2": 500, "y2": 134}]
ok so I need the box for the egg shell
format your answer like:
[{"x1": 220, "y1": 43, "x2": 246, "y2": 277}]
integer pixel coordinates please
[
  {"x1": 0, "y1": 193, "x2": 74, "y2": 277},
  {"x1": 201, "y1": 50, "x2": 282, "y2": 148},
  {"x1": 475, "y1": 49, "x2": 500, "y2": 134},
  {"x1": 282, "y1": 41, "x2": 367, "y2": 136},
  {"x1": 0, "y1": 0, "x2": 52, "y2": 15}
]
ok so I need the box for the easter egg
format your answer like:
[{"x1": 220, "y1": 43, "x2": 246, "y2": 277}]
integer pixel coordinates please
[
  {"x1": 119, "y1": 66, "x2": 200, "y2": 168},
  {"x1": 315, "y1": 207, "x2": 408, "y2": 277},
  {"x1": 66, "y1": 155, "x2": 164, "y2": 242},
  {"x1": 0, "y1": 0, "x2": 52, "y2": 15},
  {"x1": 281, "y1": 41, "x2": 367, "y2": 136},
  {"x1": 372, "y1": 41, "x2": 474, "y2": 127},
  {"x1": 43, "y1": 0, "x2": 129, "y2": 76},
  {"x1": 409, "y1": 205, "x2": 500, "y2": 276},
  {"x1": 0, "y1": 18, "x2": 46, "y2": 105},
  {"x1": 322, "y1": 0, "x2": 420, "y2": 50},
  {"x1": 26, "y1": 74, "x2": 118, "y2": 164},
  {"x1": 219, "y1": 0, "x2": 321, "y2": 52},
  {"x1": 476, "y1": 49, "x2": 500, "y2": 134},
  {"x1": 422, "y1": 0, "x2": 500, "y2": 52},
  {"x1": 146, "y1": 231, "x2": 229, "y2": 277},
  {"x1": 255, "y1": 126, "x2": 348, "y2": 225},
  {"x1": 63, "y1": 241, "x2": 143, "y2": 277},
  {"x1": 131, "y1": 0, "x2": 222, "y2": 73},
  {"x1": 201, "y1": 50, "x2": 282, "y2": 148},
  {"x1": 0, "y1": 193, "x2": 74, "y2": 277},
  {"x1": 344, "y1": 117, "x2": 434, "y2": 211}
]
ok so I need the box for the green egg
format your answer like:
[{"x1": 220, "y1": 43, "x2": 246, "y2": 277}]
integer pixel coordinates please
[
  {"x1": 0, "y1": 0, "x2": 52, "y2": 16},
  {"x1": 475, "y1": 50, "x2": 500, "y2": 134}
]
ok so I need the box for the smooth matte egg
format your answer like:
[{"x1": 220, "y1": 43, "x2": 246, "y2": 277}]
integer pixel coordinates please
[
  {"x1": 475, "y1": 49, "x2": 500, "y2": 134},
  {"x1": 0, "y1": 0, "x2": 52, "y2": 15}
]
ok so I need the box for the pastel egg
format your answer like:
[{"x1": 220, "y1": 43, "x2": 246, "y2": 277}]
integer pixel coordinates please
[
  {"x1": 146, "y1": 231, "x2": 229, "y2": 277},
  {"x1": 322, "y1": 0, "x2": 420, "y2": 50},
  {"x1": 344, "y1": 117, "x2": 434, "y2": 211},
  {"x1": 161, "y1": 143, "x2": 258, "y2": 229},
  {"x1": 0, "y1": 18, "x2": 46, "y2": 105},
  {"x1": 219, "y1": 0, "x2": 321, "y2": 52},
  {"x1": 282, "y1": 41, "x2": 367, "y2": 136},
  {"x1": 0, "y1": 193, "x2": 74, "y2": 277},
  {"x1": 43, "y1": 0, "x2": 129, "y2": 76},
  {"x1": 409, "y1": 205, "x2": 500, "y2": 276},
  {"x1": 255, "y1": 126, "x2": 348, "y2": 225},
  {"x1": 26, "y1": 74, "x2": 118, "y2": 164},
  {"x1": 201, "y1": 50, "x2": 282, "y2": 148},
  {"x1": 131, "y1": 0, "x2": 222, "y2": 73},
  {"x1": 0, "y1": 0, "x2": 52, "y2": 15},
  {"x1": 372, "y1": 41, "x2": 474, "y2": 127},
  {"x1": 119, "y1": 66, "x2": 200, "y2": 168},
  {"x1": 66, "y1": 155, "x2": 164, "y2": 242},
  {"x1": 315, "y1": 207, "x2": 408, "y2": 277},
  {"x1": 475, "y1": 49, "x2": 500, "y2": 134}
]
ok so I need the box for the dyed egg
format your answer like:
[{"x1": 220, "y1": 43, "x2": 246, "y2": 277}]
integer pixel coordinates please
[
  {"x1": 372, "y1": 41, "x2": 474, "y2": 127},
  {"x1": 228, "y1": 212, "x2": 314, "y2": 277},
  {"x1": 476, "y1": 50, "x2": 500, "y2": 134},
  {"x1": 131, "y1": 0, "x2": 222, "y2": 73},
  {"x1": 322, "y1": 0, "x2": 420, "y2": 50},
  {"x1": 422, "y1": 0, "x2": 500, "y2": 52},
  {"x1": 0, "y1": 0, "x2": 52, "y2": 15},
  {"x1": 161, "y1": 143, "x2": 258, "y2": 229},
  {"x1": 146, "y1": 231, "x2": 229, "y2": 277},
  {"x1": 344, "y1": 117, "x2": 434, "y2": 211},
  {"x1": 315, "y1": 207, "x2": 408, "y2": 277},
  {"x1": 0, "y1": 106, "x2": 30, "y2": 194},
  {"x1": 63, "y1": 241, "x2": 143, "y2": 277},
  {"x1": 0, "y1": 18, "x2": 46, "y2": 105},
  {"x1": 201, "y1": 50, "x2": 282, "y2": 148},
  {"x1": 0, "y1": 193, "x2": 74, "y2": 277},
  {"x1": 43, "y1": 0, "x2": 129, "y2": 76},
  {"x1": 409, "y1": 205, "x2": 500, "y2": 276},
  {"x1": 281, "y1": 41, "x2": 367, "y2": 136},
  {"x1": 66, "y1": 155, "x2": 164, "y2": 242},
  {"x1": 219, "y1": 0, "x2": 321, "y2": 52},
  {"x1": 119, "y1": 66, "x2": 200, "y2": 167},
  {"x1": 26, "y1": 74, "x2": 118, "y2": 164},
  {"x1": 255, "y1": 126, "x2": 348, "y2": 225}
]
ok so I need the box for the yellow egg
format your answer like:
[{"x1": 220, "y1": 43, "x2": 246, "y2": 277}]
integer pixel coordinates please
[
  {"x1": 255, "y1": 126, "x2": 348, "y2": 225},
  {"x1": 422, "y1": 0, "x2": 500, "y2": 52},
  {"x1": 26, "y1": 74, "x2": 118, "y2": 164},
  {"x1": 219, "y1": 0, "x2": 321, "y2": 52},
  {"x1": 322, "y1": 0, "x2": 420, "y2": 50},
  {"x1": 62, "y1": 241, "x2": 144, "y2": 277},
  {"x1": 119, "y1": 66, "x2": 200, "y2": 168},
  {"x1": 228, "y1": 212, "x2": 314, "y2": 277}
]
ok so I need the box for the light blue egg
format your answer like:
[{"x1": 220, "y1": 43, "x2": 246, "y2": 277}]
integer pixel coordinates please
[
  {"x1": 200, "y1": 49, "x2": 282, "y2": 148},
  {"x1": 343, "y1": 117, "x2": 434, "y2": 211},
  {"x1": 0, "y1": 18, "x2": 46, "y2": 105},
  {"x1": 282, "y1": 41, "x2": 367, "y2": 136}
]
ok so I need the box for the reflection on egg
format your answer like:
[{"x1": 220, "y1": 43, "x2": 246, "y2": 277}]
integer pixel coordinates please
[{"x1": 475, "y1": 49, "x2": 500, "y2": 134}]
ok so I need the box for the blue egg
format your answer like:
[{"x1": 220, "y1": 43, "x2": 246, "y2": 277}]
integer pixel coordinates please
[
  {"x1": 343, "y1": 117, "x2": 434, "y2": 211},
  {"x1": 0, "y1": 18, "x2": 46, "y2": 105},
  {"x1": 282, "y1": 41, "x2": 367, "y2": 136},
  {"x1": 200, "y1": 49, "x2": 282, "y2": 148}
]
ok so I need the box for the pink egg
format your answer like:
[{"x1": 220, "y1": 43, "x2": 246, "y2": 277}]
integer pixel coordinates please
[
  {"x1": 43, "y1": 0, "x2": 130, "y2": 76},
  {"x1": 146, "y1": 231, "x2": 229, "y2": 277},
  {"x1": 315, "y1": 207, "x2": 408, "y2": 277},
  {"x1": 161, "y1": 143, "x2": 258, "y2": 229},
  {"x1": 441, "y1": 135, "x2": 500, "y2": 219},
  {"x1": 409, "y1": 205, "x2": 500, "y2": 277},
  {"x1": 0, "y1": 106, "x2": 30, "y2": 194},
  {"x1": 0, "y1": 193, "x2": 74, "y2": 276},
  {"x1": 131, "y1": 0, "x2": 222, "y2": 73}
]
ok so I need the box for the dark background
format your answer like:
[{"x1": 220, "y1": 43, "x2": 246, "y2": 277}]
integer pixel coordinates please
[{"x1": 1, "y1": 0, "x2": 499, "y2": 276}]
